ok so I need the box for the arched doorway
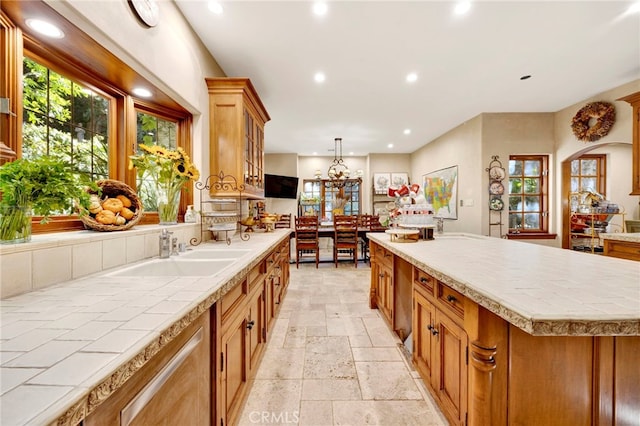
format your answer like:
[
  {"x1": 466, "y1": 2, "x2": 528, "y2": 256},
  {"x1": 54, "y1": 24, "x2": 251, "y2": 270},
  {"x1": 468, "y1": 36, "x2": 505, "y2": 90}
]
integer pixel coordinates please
[{"x1": 561, "y1": 142, "x2": 633, "y2": 249}]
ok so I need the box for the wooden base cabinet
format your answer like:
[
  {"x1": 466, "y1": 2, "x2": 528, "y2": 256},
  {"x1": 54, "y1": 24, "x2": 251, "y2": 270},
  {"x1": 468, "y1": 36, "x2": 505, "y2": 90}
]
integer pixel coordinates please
[
  {"x1": 603, "y1": 238, "x2": 640, "y2": 261},
  {"x1": 214, "y1": 243, "x2": 290, "y2": 426},
  {"x1": 413, "y1": 269, "x2": 468, "y2": 426},
  {"x1": 86, "y1": 311, "x2": 211, "y2": 426},
  {"x1": 411, "y1": 265, "x2": 640, "y2": 426},
  {"x1": 370, "y1": 242, "x2": 395, "y2": 327}
]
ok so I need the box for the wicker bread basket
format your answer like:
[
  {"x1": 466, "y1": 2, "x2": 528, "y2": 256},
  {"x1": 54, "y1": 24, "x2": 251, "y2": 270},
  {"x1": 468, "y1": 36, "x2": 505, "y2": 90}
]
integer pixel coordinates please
[{"x1": 80, "y1": 179, "x2": 143, "y2": 232}]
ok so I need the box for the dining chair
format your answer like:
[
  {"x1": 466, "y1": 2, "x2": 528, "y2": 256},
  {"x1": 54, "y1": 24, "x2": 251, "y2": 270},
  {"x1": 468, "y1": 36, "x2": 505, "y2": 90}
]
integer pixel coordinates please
[
  {"x1": 333, "y1": 214, "x2": 359, "y2": 268},
  {"x1": 294, "y1": 215, "x2": 319, "y2": 268},
  {"x1": 275, "y1": 213, "x2": 291, "y2": 229}
]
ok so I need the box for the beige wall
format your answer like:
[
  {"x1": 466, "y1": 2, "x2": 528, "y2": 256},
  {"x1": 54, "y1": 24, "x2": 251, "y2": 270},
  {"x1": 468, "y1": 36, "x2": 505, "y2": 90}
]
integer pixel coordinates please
[
  {"x1": 553, "y1": 79, "x2": 639, "y2": 229},
  {"x1": 410, "y1": 115, "x2": 483, "y2": 234}
]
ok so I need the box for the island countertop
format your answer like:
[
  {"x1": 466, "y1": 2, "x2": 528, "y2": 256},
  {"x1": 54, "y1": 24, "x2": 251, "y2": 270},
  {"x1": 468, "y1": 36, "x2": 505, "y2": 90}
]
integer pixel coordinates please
[
  {"x1": 367, "y1": 232, "x2": 640, "y2": 336},
  {"x1": 600, "y1": 232, "x2": 640, "y2": 243},
  {"x1": 0, "y1": 230, "x2": 290, "y2": 426}
]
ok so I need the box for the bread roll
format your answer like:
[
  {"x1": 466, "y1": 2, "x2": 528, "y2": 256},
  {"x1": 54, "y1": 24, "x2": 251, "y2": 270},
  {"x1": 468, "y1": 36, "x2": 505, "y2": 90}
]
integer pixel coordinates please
[
  {"x1": 95, "y1": 209, "x2": 116, "y2": 225},
  {"x1": 116, "y1": 194, "x2": 132, "y2": 208},
  {"x1": 102, "y1": 198, "x2": 123, "y2": 213},
  {"x1": 120, "y1": 207, "x2": 135, "y2": 220}
]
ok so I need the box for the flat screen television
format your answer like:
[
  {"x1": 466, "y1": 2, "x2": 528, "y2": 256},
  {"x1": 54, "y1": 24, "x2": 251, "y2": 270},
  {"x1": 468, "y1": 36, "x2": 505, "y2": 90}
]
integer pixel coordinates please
[{"x1": 264, "y1": 174, "x2": 299, "y2": 199}]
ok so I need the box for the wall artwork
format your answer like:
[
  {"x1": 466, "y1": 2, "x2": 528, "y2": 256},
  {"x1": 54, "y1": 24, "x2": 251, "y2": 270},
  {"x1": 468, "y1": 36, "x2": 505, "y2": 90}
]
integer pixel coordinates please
[
  {"x1": 373, "y1": 173, "x2": 391, "y2": 194},
  {"x1": 423, "y1": 165, "x2": 458, "y2": 219},
  {"x1": 391, "y1": 173, "x2": 409, "y2": 188}
]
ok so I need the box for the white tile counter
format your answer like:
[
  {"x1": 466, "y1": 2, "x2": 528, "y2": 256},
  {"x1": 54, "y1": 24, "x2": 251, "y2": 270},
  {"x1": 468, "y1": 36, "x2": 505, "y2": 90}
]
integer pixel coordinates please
[
  {"x1": 600, "y1": 232, "x2": 640, "y2": 243},
  {"x1": 368, "y1": 232, "x2": 640, "y2": 336},
  {"x1": 0, "y1": 230, "x2": 289, "y2": 426}
]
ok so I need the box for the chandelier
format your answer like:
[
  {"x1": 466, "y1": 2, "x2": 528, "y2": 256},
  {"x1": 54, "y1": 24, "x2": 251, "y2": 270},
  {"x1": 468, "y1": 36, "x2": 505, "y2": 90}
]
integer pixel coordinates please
[{"x1": 317, "y1": 138, "x2": 362, "y2": 189}]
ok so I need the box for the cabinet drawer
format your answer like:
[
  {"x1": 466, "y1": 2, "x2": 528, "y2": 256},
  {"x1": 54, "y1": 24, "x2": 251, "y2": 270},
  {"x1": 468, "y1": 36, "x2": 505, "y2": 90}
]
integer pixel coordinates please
[
  {"x1": 221, "y1": 279, "x2": 248, "y2": 323},
  {"x1": 248, "y1": 263, "x2": 264, "y2": 293},
  {"x1": 604, "y1": 240, "x2": 640, "y2": 261},
  {"x1": 414, "y1": 268, "x2": 435, "y2": 296},
  {"x1": 265, "y1": 251, "x2": 279, "y2": 270},
  {"x1": 437, "y1": 283, "x2": 465, "y2": 319},
  {"x1": 378, "y1": 247, "x2": 393, "y2": 267}
]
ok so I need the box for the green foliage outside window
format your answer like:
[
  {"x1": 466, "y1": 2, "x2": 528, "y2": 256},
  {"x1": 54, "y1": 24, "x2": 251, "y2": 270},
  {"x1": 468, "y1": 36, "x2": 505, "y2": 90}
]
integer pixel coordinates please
[{"x1": 22, "y1": 58, "x2": 109, "y2": 182}]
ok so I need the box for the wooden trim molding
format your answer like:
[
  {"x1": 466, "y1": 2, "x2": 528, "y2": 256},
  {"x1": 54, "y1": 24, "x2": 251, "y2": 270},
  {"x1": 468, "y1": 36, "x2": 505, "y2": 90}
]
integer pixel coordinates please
[{"x1": 506, "y1": 233, "x2": 557, "y2": 240}]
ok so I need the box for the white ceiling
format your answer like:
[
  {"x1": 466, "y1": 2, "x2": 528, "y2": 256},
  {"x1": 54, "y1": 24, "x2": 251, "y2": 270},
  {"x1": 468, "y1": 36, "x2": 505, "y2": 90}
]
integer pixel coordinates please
[{"x1": 175, "y1": 1, "x2": 640, "y2": 156}]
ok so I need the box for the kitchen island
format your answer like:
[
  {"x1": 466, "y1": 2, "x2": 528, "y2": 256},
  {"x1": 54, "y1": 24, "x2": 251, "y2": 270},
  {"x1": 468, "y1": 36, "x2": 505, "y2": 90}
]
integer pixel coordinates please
[
  {"x1": 601, "y1": 232, "x2": 640, "y2": 261},
  {"x1": 368, "y1": 232, "x2": 639, "y2": 426},
  {"x1": 0, "y1": 229, "x2": 291, "y2": 426}
]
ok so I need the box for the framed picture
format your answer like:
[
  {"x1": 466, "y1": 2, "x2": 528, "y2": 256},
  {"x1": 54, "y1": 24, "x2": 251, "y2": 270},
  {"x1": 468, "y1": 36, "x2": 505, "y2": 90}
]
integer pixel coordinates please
[
  {"x1": 391, "y1": 173, "x2": 409, "y2": 187},
  {"x1": 423, "y1": 165, "x2": 458, "y2": 219},
  {"x1": 373, "y1": 173, "x2": 391, "y2": 194}
]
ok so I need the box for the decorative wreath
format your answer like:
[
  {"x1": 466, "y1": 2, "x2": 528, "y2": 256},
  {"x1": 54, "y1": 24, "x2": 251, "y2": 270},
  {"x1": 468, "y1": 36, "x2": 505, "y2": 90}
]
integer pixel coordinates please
[{"x1": 571, "y1": 101, "x2": 615, "y2": 142}]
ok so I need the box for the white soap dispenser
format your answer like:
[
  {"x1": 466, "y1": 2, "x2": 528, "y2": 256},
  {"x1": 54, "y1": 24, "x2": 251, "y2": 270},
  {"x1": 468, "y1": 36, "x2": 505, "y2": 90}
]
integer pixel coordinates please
[{"x1": 184, "y1": 205, "x2": 197, "y2": 223}]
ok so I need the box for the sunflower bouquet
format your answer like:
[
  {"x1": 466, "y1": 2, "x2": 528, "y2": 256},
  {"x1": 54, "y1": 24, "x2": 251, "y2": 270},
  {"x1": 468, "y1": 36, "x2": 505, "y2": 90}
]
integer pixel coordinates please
[{"x1": 129, "y1": 144, "x2": 200, "y2": 224}]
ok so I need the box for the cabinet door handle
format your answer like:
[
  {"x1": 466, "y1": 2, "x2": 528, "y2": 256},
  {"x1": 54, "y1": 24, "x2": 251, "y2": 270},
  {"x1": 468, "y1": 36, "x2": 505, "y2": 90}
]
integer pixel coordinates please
[
  {"x1": 379, "y1": 273, "x2": 385, "y2": 278},
  {"x1": 427, "y1": 325, "x2": 439, "y2": 336},
  {"x1": 446, "y1": 294, "x2": 457, "y2": 303},
  {"x1": 247, "y1": 320, "x2": 255, "y2": 330},
  {"x1": 420, "y1": 277, "x2": 428, "y2": 283}
]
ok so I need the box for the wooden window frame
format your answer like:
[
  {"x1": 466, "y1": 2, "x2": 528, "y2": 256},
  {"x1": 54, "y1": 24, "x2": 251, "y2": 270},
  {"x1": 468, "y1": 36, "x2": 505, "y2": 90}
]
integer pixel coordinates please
[
  {"x1": 1, "y1": 5, "x2": 194, "y2": 233},
  {"x1": 301, "y1": 179, "x2": 361, "y2": 220},
  {"x1": 506, "y1": 154, "x2": 556, "y2": 240},
  {"x1": 569, "y1": 154, "x2": 606, "y2": 197}
]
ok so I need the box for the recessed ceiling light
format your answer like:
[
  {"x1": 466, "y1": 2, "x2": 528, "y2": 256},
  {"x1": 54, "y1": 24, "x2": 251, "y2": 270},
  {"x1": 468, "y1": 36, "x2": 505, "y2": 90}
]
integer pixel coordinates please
[
  {"x1": 132, "y1": 87, "x2": 152, "y2": 98},
  {"x1": 406, "y1": 73, "x2": 418, "y2": 83},
  {"x1": 313, "y1": 152, "x2": 318, "y2": 155},
  {"x1": 25, "y1": 19, "x2": 64, "y2": 38},
  {"x1": 626, "y1": 2, "x2": 640, "y2": 14},
  {"x1": 314, "y1": 72, "x2": 326, "y2": 83},
  {"x1": 349, "y1": 151, "x2": 354, "y2": 155},
  {"x1": 403, "y1": 129, "x2": 411, "y2": 135},
  {"x1": 208, "y1": 2, "x2": 224, "y2": 15},
  {"x1": 313, "y1": 2, "x2": 328, "y2": 16},
  {"x1": 454, "y1": 1, "x2": 471, "y2": 15},
  {"x1": 520, "y1": 75, "x2": 532, "y2": 80},
  {"x1": 387, "y1": 144, "x2": 394, "y2": 149}
]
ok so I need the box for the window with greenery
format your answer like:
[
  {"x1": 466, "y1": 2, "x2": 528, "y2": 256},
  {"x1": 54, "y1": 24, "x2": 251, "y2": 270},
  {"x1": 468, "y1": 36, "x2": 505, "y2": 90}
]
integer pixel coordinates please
[
  {"x1": 1, "y1": 5, "x2": 195, "y2": 232},
  {"x1": 301, "y1": 180, "x2": 361, "y2": 220},
  {"x1": 508, "y1": 155, "x2": 549, "y2": 233},
  {"x1": 570, "y1": 155, "x2": 605, "y2": 194},
  {"x1": 134, "y1": 111, "x2": 178, "y2": 212},
  {"x1": 22, "y1": 57, "x2": 109, "y2": 183}
]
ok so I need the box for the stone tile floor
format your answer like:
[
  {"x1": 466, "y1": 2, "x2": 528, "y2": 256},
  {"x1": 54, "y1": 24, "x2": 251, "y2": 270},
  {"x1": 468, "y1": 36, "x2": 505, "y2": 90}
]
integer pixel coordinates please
[{"x1": 237, "y1": 258, "x2": 448, "y2": 426}]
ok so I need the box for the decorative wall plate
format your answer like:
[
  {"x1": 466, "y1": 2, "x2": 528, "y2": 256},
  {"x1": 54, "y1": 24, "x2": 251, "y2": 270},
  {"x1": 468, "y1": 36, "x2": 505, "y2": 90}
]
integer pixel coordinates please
[
  {"x1": 488, "y1": 166, "x2": 506, "y2": 181},
  {"x1": 489, "y1": 197, "x2": 504, "y2": 211},
  {"x1": 489, "y1": 181, "x2": 505, "y2": 195}
]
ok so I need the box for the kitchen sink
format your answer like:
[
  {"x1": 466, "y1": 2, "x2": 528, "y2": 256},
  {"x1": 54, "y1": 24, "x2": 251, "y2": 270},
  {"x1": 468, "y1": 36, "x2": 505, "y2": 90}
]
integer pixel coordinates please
[
  {"x1": 180, "y1": 248, "x2": 251, "y2": 260},
  {"x1": 109, "y1": 258, "x2": 235, "y2": 277}
]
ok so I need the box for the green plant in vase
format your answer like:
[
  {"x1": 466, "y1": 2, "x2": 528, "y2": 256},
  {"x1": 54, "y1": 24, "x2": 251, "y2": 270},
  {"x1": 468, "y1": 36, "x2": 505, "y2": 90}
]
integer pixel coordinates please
[{"x1": 0, "y1": 156, "x2": 94, "y2": 243}]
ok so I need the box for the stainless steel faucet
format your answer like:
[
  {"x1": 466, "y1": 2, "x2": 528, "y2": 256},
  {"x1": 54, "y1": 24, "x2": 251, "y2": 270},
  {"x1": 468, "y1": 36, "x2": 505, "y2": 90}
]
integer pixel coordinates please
[
  {"x1": 159, "y1": 229, "x2": 172, "y2": 258},
  {"x1": 171, "y1": 237, "x2": 179, "y2": 256}
]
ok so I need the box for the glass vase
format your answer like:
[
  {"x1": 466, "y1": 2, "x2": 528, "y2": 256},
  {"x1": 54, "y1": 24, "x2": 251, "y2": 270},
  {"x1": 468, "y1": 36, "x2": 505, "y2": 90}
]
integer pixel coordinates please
[
  {"x1": 156, "y1": 181, "x2": 182, "y2": 225},
  {"x1": 0, "y1": 205, "x2": 33, "y2": 244}
]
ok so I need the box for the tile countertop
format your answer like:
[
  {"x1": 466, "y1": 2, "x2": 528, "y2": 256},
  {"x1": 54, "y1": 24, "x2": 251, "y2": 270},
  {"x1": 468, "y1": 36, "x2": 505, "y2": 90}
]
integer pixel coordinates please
[
  {"x1": 0, "y1": 230, "x2": 290, "y2": 426},
  {"x1": 368, "y1": 232, "x2": 640, "y2": 337},
  {"x1": 599, "y1": 232, "x2": 640, "y2": 243}
]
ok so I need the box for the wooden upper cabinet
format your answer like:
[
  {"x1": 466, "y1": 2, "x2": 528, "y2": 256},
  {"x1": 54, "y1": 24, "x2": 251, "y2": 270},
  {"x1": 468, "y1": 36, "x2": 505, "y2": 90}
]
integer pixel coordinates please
[
  {"x1": 618, "y1": 91, "x2": 640, "y2": 195},
  {"x1": 206, "y1": 78, "x2": 270, "y2": 199}
]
